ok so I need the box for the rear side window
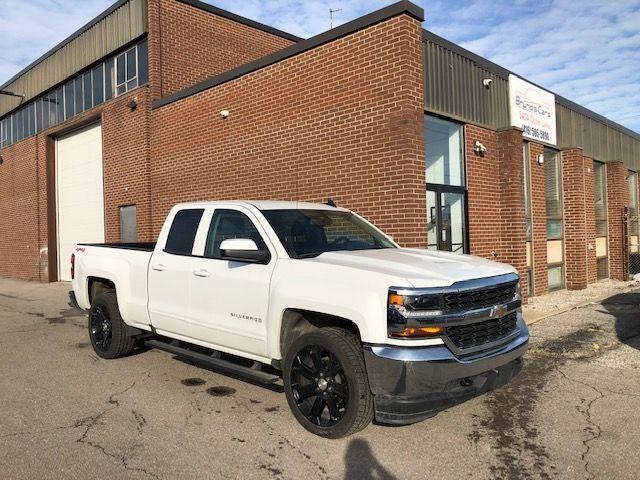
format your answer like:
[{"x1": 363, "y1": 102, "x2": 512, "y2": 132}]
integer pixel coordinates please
[{"x1": 165, "y1": 209, "x2": 204, "y2": 255}]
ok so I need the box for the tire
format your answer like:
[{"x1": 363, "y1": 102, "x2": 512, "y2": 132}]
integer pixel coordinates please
[
  {"x1": 283, "y1": 327, "x2": 374, "y2": 438},
  {"x1": 88, "y1": 292, "x2": 136, "y2": 359}
]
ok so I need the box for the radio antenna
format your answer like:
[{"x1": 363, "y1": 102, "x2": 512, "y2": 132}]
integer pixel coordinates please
[{"x1": 330, "y1": 8, "x2": 342, "y2": 29}]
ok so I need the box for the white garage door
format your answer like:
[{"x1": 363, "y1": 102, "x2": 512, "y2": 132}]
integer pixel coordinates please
[{"x1": 56, "y1": 123, "x2": 105, "y2": 281}]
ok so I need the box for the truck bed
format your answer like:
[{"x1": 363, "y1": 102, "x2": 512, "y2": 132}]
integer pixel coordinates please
[{"x1": 78, "y1": 242, "x2": 156, "y2": 252}]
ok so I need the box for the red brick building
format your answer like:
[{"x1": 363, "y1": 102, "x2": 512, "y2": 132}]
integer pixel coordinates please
[{"x1": 1, "y1": 0, "x2": 639, "y2": 298}]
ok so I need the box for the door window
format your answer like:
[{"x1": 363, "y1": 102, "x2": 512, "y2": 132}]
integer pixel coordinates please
[
  {"x1": 164, "y1": 209, "x2": 204, "y2": 255},
  {"x1": 426, "y1": 188, "x2": 466, "y2": 253},
  {"x1": 205, "y1": 209, "x2": 267, "y2": 259}
]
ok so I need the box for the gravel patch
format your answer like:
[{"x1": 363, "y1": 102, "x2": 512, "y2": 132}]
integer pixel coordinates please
[{"x1": 524, "y1": 279, "x2": 638, "y2": 320}]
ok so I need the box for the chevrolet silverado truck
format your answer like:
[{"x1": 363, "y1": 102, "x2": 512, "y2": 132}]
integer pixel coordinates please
[{"x1": 70, "y1": 201, "x2": 528, "y2": 438}]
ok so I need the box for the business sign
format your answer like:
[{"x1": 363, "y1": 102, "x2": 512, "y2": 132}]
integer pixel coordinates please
[{"x1": 509, "y1": 74, "x2": 556, "y2": 145}]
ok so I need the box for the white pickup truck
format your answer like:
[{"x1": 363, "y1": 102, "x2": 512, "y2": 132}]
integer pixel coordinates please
[{"x1": 70, "y1": 200, "x2": 528, "y2": 438}]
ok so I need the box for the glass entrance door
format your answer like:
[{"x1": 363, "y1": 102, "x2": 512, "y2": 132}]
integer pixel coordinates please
[{"x1": 427, "y1": 185, "x2": 467, "y2": 253}]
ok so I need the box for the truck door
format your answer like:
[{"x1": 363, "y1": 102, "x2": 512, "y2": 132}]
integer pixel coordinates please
[
  {"x1": 188, "y1": 207, "x2": 275, "y2": 357},
  {"x1": 148, "y1": 208, "x2": 207, "y2": 337}
]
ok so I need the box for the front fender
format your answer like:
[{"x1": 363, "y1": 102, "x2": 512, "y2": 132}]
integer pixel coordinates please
[{"x1": 266, "y1": 260, "x2": 407, "y2": 359}]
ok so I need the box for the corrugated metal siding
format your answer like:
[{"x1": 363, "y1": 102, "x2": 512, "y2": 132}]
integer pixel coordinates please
[
  {"x1": 557, "y1": 104, "x2": 640, "y2": 169},
  {"x1": 424, "y1": 39, "x2": 509, "y2": 130},
  {"x1": 424, "y1": 29, "x2": 640, "y2": 170},
  {"x1": 0, "y1": 0, "x2": 147, "y2": 118}
]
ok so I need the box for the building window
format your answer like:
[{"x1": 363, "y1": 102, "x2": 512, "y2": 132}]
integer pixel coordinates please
[
  {"x1": 523, "y1": 143, "x2": 534, "y2": 295},
  {"x1": 594, "y1": 161, "x2": 608, "y2": 279},
  {"x1": 425, "y1": 115, "x2": 464, "y2": 187},
  {"x1": 425, "y1": 115, "x2": 467, "y2": 253},
  {"x1": 628, "y1": 171, "x2": 640, "y2": 276},
  {"x1": 74, "y1": 76, "x2": 84, "y2": 115},
  {"x1": 83, "y1": 72, "x2": 93, "y2": 111},
  {"x1": 0, "y1": 117, "x2": 9, "y2": 148},
  {"x1": 64, "y1": 82, "x2": 74, "y2": 120},
  {"x1": 0, "y1": 38, "x2": 148, "y2": 148},
  {"x1": 545, "y1": 148, "x2": 564, "y2": 291}
]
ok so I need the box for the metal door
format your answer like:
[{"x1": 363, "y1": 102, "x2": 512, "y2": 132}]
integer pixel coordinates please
[{"x1": 426, "y1": 184, "x2": 468, "y2": 253}]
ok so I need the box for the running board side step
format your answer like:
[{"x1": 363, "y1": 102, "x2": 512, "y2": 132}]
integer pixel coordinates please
[{"x1": 145, "y1": 339, "x2": 280, "y2": 385}]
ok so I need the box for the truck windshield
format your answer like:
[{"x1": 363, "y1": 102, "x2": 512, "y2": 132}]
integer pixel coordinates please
[{"x1": 261, "y1": 209, "x2": 396, "y2": 259}]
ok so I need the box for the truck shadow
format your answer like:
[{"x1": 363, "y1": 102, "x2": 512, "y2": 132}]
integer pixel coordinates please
[
  {"x1": 343, "y1": 438, "x2": 397, "y2": 480},
  {"x1": 599, "y1": 291, "x2": 640, "y2": 350}
]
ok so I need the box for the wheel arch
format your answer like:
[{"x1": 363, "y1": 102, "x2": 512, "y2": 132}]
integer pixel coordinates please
[
  {"x1": 279, "y1": 309, "x2": 362, "y2": 359},
  {"x1": 87, "y1": 276, "x2": 116, "y2": 306}
]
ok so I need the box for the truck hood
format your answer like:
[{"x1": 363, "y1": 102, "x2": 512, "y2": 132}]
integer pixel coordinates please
[{"x1": 305, "y1": 248, "x2": 516, "y2": 288}]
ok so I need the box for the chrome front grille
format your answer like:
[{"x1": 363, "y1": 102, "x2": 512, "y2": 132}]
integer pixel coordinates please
[
  {"x1": 442, "y1": 281, "x2": 518, "y2": 313},
  {"x1": 445, "y1": 312, "x2": 518, "y2": 350}
]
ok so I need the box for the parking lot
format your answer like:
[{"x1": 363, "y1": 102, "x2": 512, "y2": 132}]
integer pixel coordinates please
[{"x1": 1, "y1": 277, "x2": 639, "y2": 480}]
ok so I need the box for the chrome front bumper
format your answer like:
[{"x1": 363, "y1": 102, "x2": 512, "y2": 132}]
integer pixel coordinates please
[{"x1": 363, "y1": 315, "x2": 529, "y2": 425}]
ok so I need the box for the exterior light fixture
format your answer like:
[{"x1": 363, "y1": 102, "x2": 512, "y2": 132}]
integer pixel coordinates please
[
  {"x1": 537, "y1": 154, "x2": 544, "y2": 166},
  {"x1": 474, "y1": 141, "x2": 487, "y2": 156},
  {"x1": 0, "y1": 155, "x2": 3, "y2": 165},
  {"x1": 220, "y1": 110, "x2": 230, "y2": 120},
  {"x1": 127, "y1": 98, "x2": 138, "y2": 111},
  {"x1": 482, "y1": 78, "x2": 492, "y2": 88}
]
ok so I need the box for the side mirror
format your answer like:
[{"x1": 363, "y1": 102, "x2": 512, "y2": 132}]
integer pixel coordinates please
[{"x1": 219, "y1": 238, "x2": 270, "y2": 264}]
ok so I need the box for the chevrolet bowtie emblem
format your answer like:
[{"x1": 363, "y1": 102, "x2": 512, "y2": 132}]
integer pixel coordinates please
[{"x1": 490, "y1": 305, "x2": 508, "y2": 319}]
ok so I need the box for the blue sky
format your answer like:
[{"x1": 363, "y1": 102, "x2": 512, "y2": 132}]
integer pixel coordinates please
[{"x1": 1, "y1": 0, "x2": 639, "y2": 132}]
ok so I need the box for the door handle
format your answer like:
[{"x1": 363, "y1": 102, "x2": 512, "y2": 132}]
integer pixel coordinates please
[
  {"x1": 193, "y1": 269, "x2": 211, "y2": 278},
  {"x1": 151, "y1": 264, "x2": 166, "y2": 272}
]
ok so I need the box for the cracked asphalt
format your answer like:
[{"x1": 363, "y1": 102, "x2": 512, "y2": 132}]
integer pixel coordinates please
[{"x1": 1, "y1": 278, "x2": 639, "y2": 480}]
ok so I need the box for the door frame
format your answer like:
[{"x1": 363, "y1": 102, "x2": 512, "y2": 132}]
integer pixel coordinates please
[{"x1": 426, "y1": 182, "x2": 470, "y2": 254}]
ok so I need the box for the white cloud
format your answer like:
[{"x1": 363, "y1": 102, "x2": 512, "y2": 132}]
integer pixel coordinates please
[
  {"x1": 1, "y1": 0, "x2": 638, "y2": 132},
  {"x1": 0, "y1": 0, "x2": 113, "y2": 84}
]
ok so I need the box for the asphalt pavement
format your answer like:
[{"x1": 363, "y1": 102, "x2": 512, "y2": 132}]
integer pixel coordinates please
[{"x1": 0, "y1": 278, "x2": 639, "y2": 479}]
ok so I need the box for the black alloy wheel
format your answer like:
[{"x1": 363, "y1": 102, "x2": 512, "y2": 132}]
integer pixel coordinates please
[
  {"x1": 90, "y1": 305, "x2": 113, "y2": 353},
  {"x1": 88, "y1": 292, "x2": 136, "y2": 359},
  {"x1": 283, "y1": 327, "x2": 373, "y2": 438},
  {"x1": 290, "y1": 344, "x2": 349, "y2": 427}
]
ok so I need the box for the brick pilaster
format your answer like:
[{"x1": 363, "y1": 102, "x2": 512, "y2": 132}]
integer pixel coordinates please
[
  {"x1": 561, "y1": 148, "x2": 594, "y2": 289},
  {"x1": 607, "y1": 162, "x2": 630, "y2": 280},
  {"x1": 497, "y1": 128, "x2": 528, "y2": 297}
]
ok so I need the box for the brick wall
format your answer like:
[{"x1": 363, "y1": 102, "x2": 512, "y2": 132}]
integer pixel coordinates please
[
  {"x1": 147, "y1": 0, "x2": 295, "y2": 99},
  {"x1": 607, "y1": 161, "x2": 629, "y2": 280},
  {"x1": 465, "y1": 125, "x2": 501, "y2": 259},
  {"x1": 0, "y1": 136, "x2": 45, "y2": 281},
  {"x1": 465, "y1": 126, "x2": 528, "y2": 295},
  {"x1": 0, "y1": 87, "x2": 152, "y2": 281},
  {"x1": 150, "y1": 15, "x2": 427, "y2": 246},
  {"x1": 497, "y1": 128, "x2": 527, "y2": 294},
  {"x1": 561, "y1": 148, "x2": 595, "y2": 289},
  {"x1": 101, "y1": 89, "x2": 153, "y2": 243}
]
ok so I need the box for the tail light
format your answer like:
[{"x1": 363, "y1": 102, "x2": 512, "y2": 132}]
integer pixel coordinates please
[{"x1": 71, "y1": 253, "x2": 75, "y2": 280}]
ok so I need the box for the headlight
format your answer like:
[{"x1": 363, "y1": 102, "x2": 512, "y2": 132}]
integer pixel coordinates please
[{"x1": 387, "y1": 290, "x2": 444, "y2": 338}]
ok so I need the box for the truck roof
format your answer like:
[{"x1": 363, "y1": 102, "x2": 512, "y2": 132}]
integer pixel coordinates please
[{"x1": 172, "y1": 200, "x2": 349, "y2": 211}]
